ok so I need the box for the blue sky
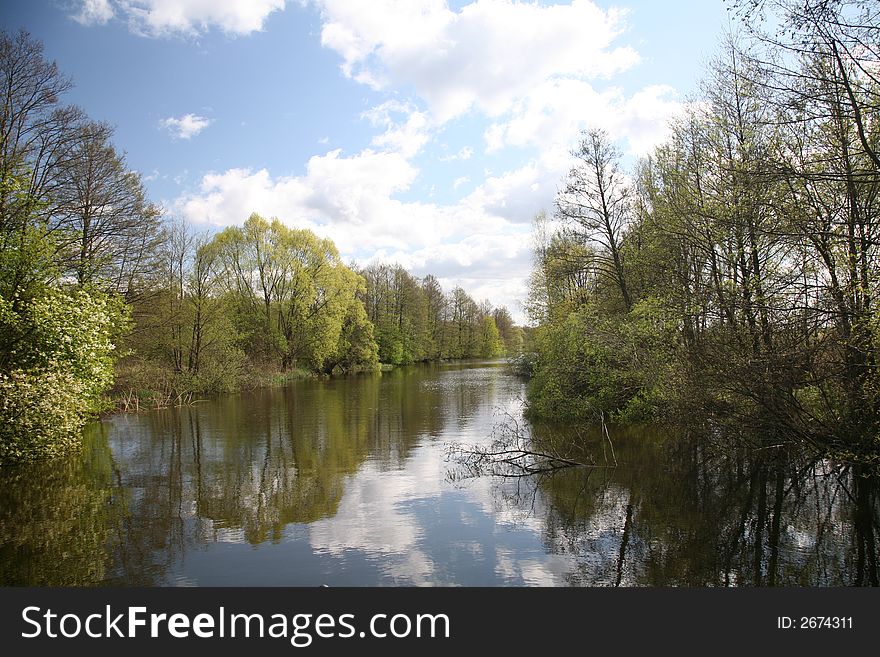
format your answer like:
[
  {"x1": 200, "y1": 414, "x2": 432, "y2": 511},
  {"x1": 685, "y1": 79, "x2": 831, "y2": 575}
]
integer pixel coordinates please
[{"x1": 2, "y1": 1, "x2": 730, "y2": 322}]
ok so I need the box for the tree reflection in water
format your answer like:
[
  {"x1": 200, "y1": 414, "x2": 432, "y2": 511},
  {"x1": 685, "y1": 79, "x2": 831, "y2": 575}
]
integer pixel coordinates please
[
  {"x1": 485, "y1": 423, "x2": 880, "y2": 586},
  {"x1": 1, "y1": 363, "x2": 877, "y2": 586},
  {"x1": 0, "y1": 427, "x2": 125, "y2": 585}
]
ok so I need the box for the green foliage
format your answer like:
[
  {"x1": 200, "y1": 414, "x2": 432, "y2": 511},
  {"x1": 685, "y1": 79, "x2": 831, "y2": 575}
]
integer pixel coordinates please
[
  {"x1": 329, "y1": 298, "x2": 380, "y2": 373},
  {"x1": 211, "y1": 213, "x2": 377, "y2": 373},
  {"x1": 527, "y1": 310, "x2": 630, "y2": 422},
  {"x1": 0, "y1": 288, "x2": 127, "y2": 462},
  {"x1": 525, "y1": 10, "x2": 880, "y2": 459},
  {"x1": 360, "y1": 264, "x2": 433, "y2": 364},
  {"x1": 526, "y1": 298, "x2": 679, "y2": 424},
  {"x1": 119, "y1": 215, "x2": 518, "y2": 405},
  {"x1": 480, "y1": 316, "x2": 504, "y2": 358},
  {"x1": 359, "y1": 263, "x2": 513, "y2": 364},
  {"x1": 0, "y1": 368, "x2": 90, "y2": 461},
  {"x1": 376, "y1": 321, "x2": 405, "y2": 365}
]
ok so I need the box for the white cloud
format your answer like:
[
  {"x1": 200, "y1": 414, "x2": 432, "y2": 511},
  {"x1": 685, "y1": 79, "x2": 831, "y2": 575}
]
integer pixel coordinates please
[
  {"x1": 463, "y1": 159, "x2": 558, "y2": 224},
  {"x1": 615, "y1": 85, "x2": 686, "y2": 155},
  {"x1": 485, "y1": 80, "x2": 684, "y2": 157},
  {"x1": 159, "y1": 113, "x2": 213, "y2": 140},
  {"x1": 71, "y1": 0, "x2": 286, "y2": 37},
  {"x1": 177, "y1": 148, "x2": 420, "y2": 235},
  {"x1": 161, "y1": 1, "x2": 687, "y2": 324},
  {"x1": 72, "y1": 0, "x2": 115, "y2": 25},
  {"x1": 363, "y1": 101, "x2": 432, "y2": 158},
  {"x1": 439, "y1": 146, "x2": 473, "y2": 162},
  {"x1": 314, "y1": 1, "x2": 680, "y2": 161},
  {"x1": 315, "y1": 0, "x2": 639, "y2": 122}
]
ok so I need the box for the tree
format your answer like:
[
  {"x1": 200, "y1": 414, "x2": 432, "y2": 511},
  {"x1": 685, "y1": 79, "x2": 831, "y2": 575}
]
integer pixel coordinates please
[
  {"x1": 212, "y1": 213, "x2": 377, "y2": 372},
  {"x1": 327, "y1": 296, "x2": 379, "y2": 374},
  {"x1": 0, "y1": 29, "x2": 82, "y2": 303},
  {"x1": 479, "y1": 315, "x2": 503, "y2": 358},
  {"x1": 0, "y1": 288, "x2": 127, "y2": 462},
  {"x1": 358, "y1": 263, "x2": 433, "y2": 364},
  {"x1": 524, "y1": 9, "x2": 880, "y2": 459},
  {"x1": 724, "y1": 1, "x2": 880, "y2": 446},
  {"x1": 0, "y1": 31, "x2": 133, "y2": 462},
  {"x1": 729, "y1": 0, "x2": 880, "y2": 168},
  {"x1": 54, "y1": 121, "x2": 163, "y2": 298},
  {"x1": 492, "y1": 306, "x2": 521, "y2": 353},
  {"x1": 557, "y1": 129, "x2": 633, "y2": 311},
  {"x1": 422, "y1": 274, "x2": 446, "y2": 359}
]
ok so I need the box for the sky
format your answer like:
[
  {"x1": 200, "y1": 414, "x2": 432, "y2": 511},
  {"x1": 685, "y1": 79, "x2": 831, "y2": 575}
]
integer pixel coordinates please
[{"x1": 2, "y1": 1, "x2": 731, "y2": 323}]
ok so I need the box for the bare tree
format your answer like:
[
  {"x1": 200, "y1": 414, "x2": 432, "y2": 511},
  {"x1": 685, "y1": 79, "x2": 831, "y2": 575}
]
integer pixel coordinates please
[
  {"x1": 0, "y1": 29, "x2": 83, "y2": 300},
  {"x1": 54, "y1": 121, "x2": 163, "y2": 296},
  {"x1": 556, "y1": 129, "x2": 633, "y2": 310}
]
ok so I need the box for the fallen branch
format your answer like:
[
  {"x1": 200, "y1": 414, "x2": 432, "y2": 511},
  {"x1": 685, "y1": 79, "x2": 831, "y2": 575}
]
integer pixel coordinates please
[{"x1": 446, "y1": 409, "x2": 618, "y2": 479}]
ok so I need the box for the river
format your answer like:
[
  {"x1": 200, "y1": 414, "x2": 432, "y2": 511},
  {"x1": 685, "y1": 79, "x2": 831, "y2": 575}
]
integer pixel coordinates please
[{"x1": 1, "y1": 360, "x2": 877, "y2": 586}]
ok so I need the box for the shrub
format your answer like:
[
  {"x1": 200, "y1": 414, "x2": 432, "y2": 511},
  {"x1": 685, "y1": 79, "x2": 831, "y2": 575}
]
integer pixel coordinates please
[{"x1": 0, "y1": 288, "x2": 127, "y2": 463}]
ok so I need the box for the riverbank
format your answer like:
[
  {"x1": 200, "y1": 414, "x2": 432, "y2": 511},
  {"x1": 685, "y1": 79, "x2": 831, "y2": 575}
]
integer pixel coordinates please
[
  {"x1": 110, "y1": 358, "x2": 321, "y2": 412},
  {"x1": 109, "y1": 356, "x2": 511, "y2": 413}
]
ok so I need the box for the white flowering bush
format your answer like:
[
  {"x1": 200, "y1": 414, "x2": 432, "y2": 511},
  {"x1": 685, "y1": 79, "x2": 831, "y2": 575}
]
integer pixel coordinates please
[{"x1": 0, "y1": 288, "x2": 127, "y2": 462}]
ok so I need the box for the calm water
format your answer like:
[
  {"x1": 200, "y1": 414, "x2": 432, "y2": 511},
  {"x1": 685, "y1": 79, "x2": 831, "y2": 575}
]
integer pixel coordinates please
[{"x1": 1, "y1": 361, "x2": 878, "y2": 586}]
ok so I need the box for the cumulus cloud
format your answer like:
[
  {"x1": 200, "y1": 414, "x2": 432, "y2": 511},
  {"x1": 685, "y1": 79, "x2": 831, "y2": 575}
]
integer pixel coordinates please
[
  {"x1": 159, "y1": 113, "x2": 213, "y2": 140},
  {"x1": 485, "y1": 80, "x2": 684, "y2": 157},
  {"x1": 72, "y1": 0, "x2": 115, "y2": 25},
  {"x1": 462, "y1": 159, "x2": 556, "y2": 224},
  {"x1": 313, "y1": 1, "x2": 682, "y2": 161},
  {"x1": 363, "y1": 101, "x2": 432, "y2": 158},
  {"x1": 315, "y1": 0, "x2": 639, "y2": 122},
  {"x1": 165, "y1": 1, "x2": 690, "y2": 322},
  {"x1": 71, "y1": 0, "x2": 286, "y2": 37},
  {"x1": 177, "y1": 148, "x2": 421, "y2": 237}
]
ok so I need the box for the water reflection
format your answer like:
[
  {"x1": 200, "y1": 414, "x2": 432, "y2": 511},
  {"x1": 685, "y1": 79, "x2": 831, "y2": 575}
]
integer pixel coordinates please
[
  {"x1": 516, "y1": 426, "x2": 880, "y2": 586},
  {"x1": 0, "y1": 362, "x2": 877, "y2": 586},
  {"x1": 0, "y1": 429, "x2": 123, "y2": 585}
]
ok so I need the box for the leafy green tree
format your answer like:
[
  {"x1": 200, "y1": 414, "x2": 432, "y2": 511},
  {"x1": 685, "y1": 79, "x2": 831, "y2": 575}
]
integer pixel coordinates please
[
  {"x1": 212, "y1": 213, "x2": 378, "y2": 372},
  {"x1": 525, "y1": 7, "x2": 880, "y2": 461},
  {"x1": 327, "y1": 297, "x2": 380, "y2": 373},
  {"x1": 359, "y1": 263, "x2": 438, "y2": 365},
  {"x1": 480, "y1": 315, "x2": 504, "y2": 358}
]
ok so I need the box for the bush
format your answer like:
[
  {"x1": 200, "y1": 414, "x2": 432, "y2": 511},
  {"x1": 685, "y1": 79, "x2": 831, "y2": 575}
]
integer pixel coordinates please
[
  {"x1": 507, "y1": 351, "x2": 538, "y2": 378},
  {"x1": 0, "y1": 369, "x2": 89, "y2": 461},
  {"x1": 525, "y1": 298, "x2": 680, "y2": 424},
  {"x1": 0, "y1": 288, "x2": 126, "y2": 463}
]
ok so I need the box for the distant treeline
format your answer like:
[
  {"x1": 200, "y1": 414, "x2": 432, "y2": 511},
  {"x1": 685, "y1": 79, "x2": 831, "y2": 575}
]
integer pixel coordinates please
[
  {"x1": 122, "y1": 213, "x2": 523, "y2": 402},
  {"x1": 523, "y1": 1, "x2": 880, "y2": 464},
  {"x1": 0, "y1": 29, "x2": 518, "y2": 462}
]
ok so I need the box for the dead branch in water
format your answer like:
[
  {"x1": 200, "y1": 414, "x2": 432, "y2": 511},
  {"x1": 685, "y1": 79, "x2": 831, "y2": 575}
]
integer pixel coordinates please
[
  {"x1": 447, "y1": 444, "x2": 594, "y2": 477},
  {"x1": 600, "y1": 410, "x2": 617, "y2": 467},
  {"x1": 446, "y1": 410, "x2": 617, "y2": 479}
]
